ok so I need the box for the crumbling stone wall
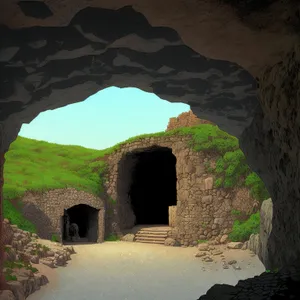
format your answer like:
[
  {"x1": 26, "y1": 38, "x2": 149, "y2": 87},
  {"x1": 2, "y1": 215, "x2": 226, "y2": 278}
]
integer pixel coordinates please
[
  {"x1": 104, "y1": 134, "x2": 257, "y2": 246},
  {"x1": 20, "y1": 188, "x2": 105, "y2": 242},
  {"x1": 166, "y1": 110, "x2": 213, "y2": 131}
]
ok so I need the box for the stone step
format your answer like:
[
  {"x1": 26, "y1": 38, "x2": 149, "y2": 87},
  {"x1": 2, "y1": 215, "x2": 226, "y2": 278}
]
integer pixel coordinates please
[
  {"x1": 138, "y1": 227, "x2": 169, "y2": 232},
  {"x1": 135, "y1": 235, "x2": 166, "y2": 241},
  {"x1": 137, "y1": 230, "x2": 168, "y2": 235},
  {"x1": 136, "y1": 232, "x2": 168, "y2": 238},
  {"x1": 135, "y1": 239, "x2": 165, "y2": 245}
]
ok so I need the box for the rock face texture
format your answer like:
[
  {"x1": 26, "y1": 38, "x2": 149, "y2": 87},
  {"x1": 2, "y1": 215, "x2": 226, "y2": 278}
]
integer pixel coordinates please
[
  {"x1": 166, "y1": 110, "x2": 213, "y2": 131},
  {"x1": 0, "y1": 0, "x2": 298, "y2": 77},
  {"x1": 198, "y1": 264, "x2": 300, "y2": 300},
  {"x1": 259, "y1": 198, "x2": 273, "y2": 266},
  {"x1": 0, "y1": 5, "x2": 259, "y2": 153},
  {"x1": 20, "y1": 188, "x2": 105, "y2": 243},
  {"x1": 239, "y1": 45, "x2": 300, "y2": 270},
  {"x1": 104, "y1": 134, "x2": 257, "y2": 246}
]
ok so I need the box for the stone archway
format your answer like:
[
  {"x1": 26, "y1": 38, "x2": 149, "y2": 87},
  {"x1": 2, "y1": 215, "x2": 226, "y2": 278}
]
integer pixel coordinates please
[{"x1": 62, "y1": 204, "x2": 100, "y2": 244}]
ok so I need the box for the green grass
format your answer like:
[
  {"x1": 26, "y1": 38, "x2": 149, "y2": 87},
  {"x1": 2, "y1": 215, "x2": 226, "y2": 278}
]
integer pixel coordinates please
[
  {"x1": 197, "y1": 239, "x2": 208, "y2": 244},
  {"x1": 229, "y1": 212, "x2": 260, "y2": 242},
  {"x1": 4, "y1": 136, "x2": 109, "y2": 201},
  {"x1": 3, "y1": 198, "x2": 36, "y2": 232}
]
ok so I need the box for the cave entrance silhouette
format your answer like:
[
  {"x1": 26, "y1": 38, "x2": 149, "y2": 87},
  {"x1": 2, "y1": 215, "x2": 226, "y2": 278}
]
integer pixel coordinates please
[
  {"x1": 118, "y1": 146, "x2": 177, "y2": 227},
  {"x1": 62, "y1": 204, "x2": 99, "y2": 244}
]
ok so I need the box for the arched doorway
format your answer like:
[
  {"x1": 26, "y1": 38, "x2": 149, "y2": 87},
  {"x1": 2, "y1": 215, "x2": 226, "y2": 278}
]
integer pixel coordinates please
[
  {"x1": 62, "y1": 204, "x2": 99, "y2": 244},
  {"x1": 117, "y1": 146, "x2": 177, "y2": 228}
]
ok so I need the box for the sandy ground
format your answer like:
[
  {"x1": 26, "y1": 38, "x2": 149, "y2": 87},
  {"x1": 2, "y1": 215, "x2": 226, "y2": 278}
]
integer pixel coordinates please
[{"x1": 27, "y1": 242, "x2": 265, "y2": 300}]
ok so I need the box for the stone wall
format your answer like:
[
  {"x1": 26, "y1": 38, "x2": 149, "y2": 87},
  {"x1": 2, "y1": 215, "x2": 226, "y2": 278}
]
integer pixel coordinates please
[
  {"x1": 20, "y1": 188, "x2": 105, "y2": 242},
  {"x1": 104, "y1": 134, "x2": 257, "y2": 246},
  {"x1": 166, "y1": 110, "x2": 213, "y2": 131}
]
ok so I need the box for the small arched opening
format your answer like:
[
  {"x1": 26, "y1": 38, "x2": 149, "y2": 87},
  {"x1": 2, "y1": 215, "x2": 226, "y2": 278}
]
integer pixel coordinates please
[{"x1": 62, "y1": 204, "x2": 99, "y2": 244}]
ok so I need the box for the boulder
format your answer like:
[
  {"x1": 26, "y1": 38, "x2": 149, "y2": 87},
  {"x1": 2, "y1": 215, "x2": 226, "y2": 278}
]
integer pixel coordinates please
[
  {"x1": 164, "y1": 238, "x2": 180, "y2": 247},
  {"x1": 30, "y1": 255, "x2": 39, "y2": 264},
  {"x1": 40, "y1": 259, "x2": 55, "y2": 268},
  {"x1": 220, "y1": 235, "x2": 228, "y2": 244},
  {"x1": 121, "y1": 234, "x2": 135, "y2": 242},
  {"x1": 227, "y1": 242, "x2": 243, "y2": 249},
  {"x1": 248, "y1": 233, "x2": 260, "y2": 255},
  {"x1": 198, "y1": 243, "x2": 209, "y2": 251},
  {"x1": 195, "y1": 252, "x2": 206, "y2": 258},
  {"x1": 7, "y1": 281, "x2": 24, "y2": 300},
  {"x1": 259, "y1": 198, "x2": 273, "y2": 266},
  {"x1": 0, "y1": 290, "x2": 15, "y2": 300}
]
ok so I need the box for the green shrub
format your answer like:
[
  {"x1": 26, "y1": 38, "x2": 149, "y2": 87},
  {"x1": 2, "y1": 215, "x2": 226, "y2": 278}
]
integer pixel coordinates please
[
  {"x1": 265, "y1": 268, "x2": 279, "y2": 274},
  {"x1": 214, "y1": 178, "x2": 223, "y2": 187},
  {"x1": 108, "y1": 197, "x2": 116, "y2": 205},
  {"x1": 4, "y1": 269, "x2": 17, "y2": 282},
  {"x1": 4, "y1": 259, "x2": 39, "y2": 273},
  {"x1": 51, "y1": 234, "x2": 60, "y2": 242},
  {"x1": 105, "y1": 234, "x2": 120, "y2": 241},
  {"x1": 245, "y1": 172, "x2": 270, "y2": 201},
  {"x1": 229, "y1": 212, "x2": 260, "y2": 242},
  {"x1": 231, "y1": 209, "x2": 242, "y2": 216}
]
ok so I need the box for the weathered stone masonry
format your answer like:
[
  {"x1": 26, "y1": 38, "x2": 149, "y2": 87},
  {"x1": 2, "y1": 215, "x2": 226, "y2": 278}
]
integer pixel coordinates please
[
  {"x1": 20, "y1": 188, "x2": 105, "y2": 243},
  {"x1": 104, "y1": 134, "x2": 257, "y2": 246}
]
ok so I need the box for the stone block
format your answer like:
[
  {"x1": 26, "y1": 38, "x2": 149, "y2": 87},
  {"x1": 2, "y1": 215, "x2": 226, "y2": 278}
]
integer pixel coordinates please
[
  {"x1": 204, "y1": 177, "x2": 214, "y2": 190},
  {"x1": 227, "y1": 242, "x2": 243, "y2": 249}
]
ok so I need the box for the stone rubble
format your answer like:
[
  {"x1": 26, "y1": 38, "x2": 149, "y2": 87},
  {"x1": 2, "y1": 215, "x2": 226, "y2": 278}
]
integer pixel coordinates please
[
  {"x1": 195, "y1": 243, "x2": 244, "y2": 269},
  {"x1": 1, "y1": 219, "x2": 76, "y2": 300}
]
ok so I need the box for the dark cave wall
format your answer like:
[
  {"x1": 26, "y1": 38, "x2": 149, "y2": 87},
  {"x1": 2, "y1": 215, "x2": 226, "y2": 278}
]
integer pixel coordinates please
[{"x1": 240, "y1": 45, "x2": 300, "y2": 270}]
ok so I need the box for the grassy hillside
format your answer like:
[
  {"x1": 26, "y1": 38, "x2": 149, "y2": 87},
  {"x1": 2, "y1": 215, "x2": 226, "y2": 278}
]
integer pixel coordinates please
[{"x1": 3, "y1": 124, "x2": 269, "y2": 232}]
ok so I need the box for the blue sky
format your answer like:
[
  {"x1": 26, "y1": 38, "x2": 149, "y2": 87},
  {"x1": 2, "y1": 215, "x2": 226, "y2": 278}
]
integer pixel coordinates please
[{"x1": 19, "y1": 87, "x2": 190, "y2": 150}]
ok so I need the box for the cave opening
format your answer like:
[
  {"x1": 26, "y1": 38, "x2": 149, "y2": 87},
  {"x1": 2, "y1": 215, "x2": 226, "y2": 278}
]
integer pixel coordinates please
[
  {"x1": 62, "y1": 204, "x2": 99, "y2": 244},
  {"x1": 117, "y1": 146, "x2": 177, "y2": 227}
]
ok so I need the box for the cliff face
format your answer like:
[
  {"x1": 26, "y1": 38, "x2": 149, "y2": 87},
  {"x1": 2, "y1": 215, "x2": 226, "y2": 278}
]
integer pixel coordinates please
[{"x1": 166, "y1": 110, "x2": 214, "y2": 131}]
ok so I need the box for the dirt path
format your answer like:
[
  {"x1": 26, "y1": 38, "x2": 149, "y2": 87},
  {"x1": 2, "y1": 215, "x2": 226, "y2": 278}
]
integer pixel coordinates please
[{"x1": 28, "y1": 242, "x2": 265, "y2": 300}]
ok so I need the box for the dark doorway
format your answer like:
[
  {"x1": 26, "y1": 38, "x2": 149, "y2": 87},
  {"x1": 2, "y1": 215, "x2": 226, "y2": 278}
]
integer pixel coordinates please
[
  {"x1": 62, "y1": 204, "x2": 99, "y2": 243},
  {"x1": 125, "y1": 146, "x2": 177, "y2": 225}
]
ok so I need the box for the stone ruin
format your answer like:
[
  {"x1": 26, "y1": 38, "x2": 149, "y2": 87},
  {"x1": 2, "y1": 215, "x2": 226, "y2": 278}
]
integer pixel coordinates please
[
  {"x1": 104, "y1": 135, "x2": 258, "y2": 246},
  {"x1": 19, "y1": 189, "x2": 105, "y2": 244}
]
